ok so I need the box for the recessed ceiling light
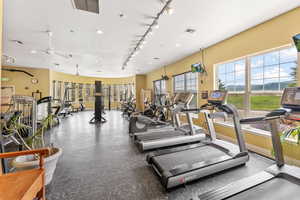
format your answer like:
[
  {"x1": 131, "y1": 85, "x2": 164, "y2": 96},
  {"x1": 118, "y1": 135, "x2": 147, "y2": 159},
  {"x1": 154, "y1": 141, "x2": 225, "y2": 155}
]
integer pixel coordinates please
[
  {"x1": 153, "y1": 57, "x2": 160, "y2": 60},
  {"x1": 175, "y1": 43, "x2": 181, "y2": 47},
  {"x1": 96, "y1": 70, "x2": 102, "y2": 72},
  {"x1": 30, "y1": 50, "x2": 37, "y2": 54},
  {"x1": 119, "y1": 13, "x2": 125, "y2": 18},
  {"x1": 96, "y1": 29, "x2": 103, "y2": 34},
  {"x1": 166, "y1": 7, "x2": 174, "y2": 15}
]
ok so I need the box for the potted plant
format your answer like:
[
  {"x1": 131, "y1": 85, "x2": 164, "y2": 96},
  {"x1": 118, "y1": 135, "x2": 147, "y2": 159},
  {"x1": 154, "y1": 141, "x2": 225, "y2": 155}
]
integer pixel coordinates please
[{"x1": 10, "y1": 113, "x2": 62, "y2": 185}]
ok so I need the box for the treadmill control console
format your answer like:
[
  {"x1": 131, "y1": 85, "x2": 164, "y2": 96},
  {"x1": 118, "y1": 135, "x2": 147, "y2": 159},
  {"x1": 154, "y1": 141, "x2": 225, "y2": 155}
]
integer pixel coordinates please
[
  {"x1": 207, "y1": 90, "x2": 228, "y2": 105},
  {"x1": 281, "y1": 87, "x2": 300, "y2": 110}
]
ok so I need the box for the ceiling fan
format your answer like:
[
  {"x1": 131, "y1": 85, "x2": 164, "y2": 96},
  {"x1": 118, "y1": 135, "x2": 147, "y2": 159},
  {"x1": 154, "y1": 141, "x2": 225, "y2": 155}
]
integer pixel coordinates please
[{"x1": 40, "y1": 30, "x2": 72, "y2": 59}]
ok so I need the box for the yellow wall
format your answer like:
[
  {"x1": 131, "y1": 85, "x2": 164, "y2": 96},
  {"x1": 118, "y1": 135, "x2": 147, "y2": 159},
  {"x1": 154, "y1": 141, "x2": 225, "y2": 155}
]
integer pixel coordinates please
[
  {"x1": 50, "y1": 70, "x2": 135, "y2": 86},
  {"x1": 1, "y1": 65, "x2": 136, "y2": 109},
  {"x1": 1, "y1": 66, "x2": 51, "y2": 98},
  {"x1": 145, "y1": 7, "x2": 300, "y2": 163},
  {"x1": 50, "y1": 70, "x2": 135, "y2": 109},
  {"x1": 0, "y1": 0, "x2": 3, "y2": 90}
]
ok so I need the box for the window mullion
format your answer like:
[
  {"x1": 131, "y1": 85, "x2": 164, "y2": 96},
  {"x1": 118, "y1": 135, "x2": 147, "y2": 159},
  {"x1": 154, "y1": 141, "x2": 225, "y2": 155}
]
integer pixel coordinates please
[{"x1": 245, "y1": 57, "x2": 251, "y2": 115}]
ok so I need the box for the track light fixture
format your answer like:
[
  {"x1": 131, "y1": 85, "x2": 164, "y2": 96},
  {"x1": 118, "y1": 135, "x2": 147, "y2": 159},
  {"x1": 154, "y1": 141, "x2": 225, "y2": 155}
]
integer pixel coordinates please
[
  {"x1": 153, "y1": 21, "x2": 159, "y2": 29},
  {"x1": 122, "y1": 0, "x2": 173, "y2": 70}
]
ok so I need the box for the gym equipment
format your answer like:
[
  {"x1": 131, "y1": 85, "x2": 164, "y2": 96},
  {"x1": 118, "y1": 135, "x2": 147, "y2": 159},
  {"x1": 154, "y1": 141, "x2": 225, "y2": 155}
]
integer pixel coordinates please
[
  {"x1": 198, "y1": 87, "x2": 300, "y2": 200},
  {"x1": 37, "y1": 96, "x2": 60, "y2": 126},
  {"x1": 293, "y1": 33, "x2": 300, "y2": 52},
  {"x1": 90, "y1": 81, "x2": 106, "y2": 124},
  {"x1": 58, "y1": 86, "x2": 74, "y2": 117},
  {"x1": 78, "y1": 98, "x2": 85, "y2": 111},
  {"x1": 128, "y1": 95, "x2": 172, "y2": 134},
  {"x1": 1, "y1": 111, "x2": 24, "y2": 173},
  {"x1": 146, "y1": 90, "x2": 249, "y2": 189},
  {"x1": 134, "y1": 92, "x2": 206, "y2": 151},
  {"x1": 121, "y1": 97, "x2": 136, "y2": 118}
]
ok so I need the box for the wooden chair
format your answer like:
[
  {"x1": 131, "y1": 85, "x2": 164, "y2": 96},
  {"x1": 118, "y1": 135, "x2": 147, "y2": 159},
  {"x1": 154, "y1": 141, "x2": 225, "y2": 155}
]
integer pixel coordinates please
[{"x1": 0, "y1": 148, "x2": 49, "y2": 200}]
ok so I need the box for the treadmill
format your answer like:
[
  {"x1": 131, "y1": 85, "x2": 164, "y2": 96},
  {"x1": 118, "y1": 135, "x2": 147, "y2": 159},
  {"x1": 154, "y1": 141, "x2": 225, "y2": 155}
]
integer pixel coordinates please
[
  {"x1": 134, "y1": 92, "x2": 207, "y2": 151},
  {"x1": 198, "y1": 87, "x2": 300, "y2": 200},
  {"x1": 146, "y1": 90, "x2": 249, "y2": 189}
]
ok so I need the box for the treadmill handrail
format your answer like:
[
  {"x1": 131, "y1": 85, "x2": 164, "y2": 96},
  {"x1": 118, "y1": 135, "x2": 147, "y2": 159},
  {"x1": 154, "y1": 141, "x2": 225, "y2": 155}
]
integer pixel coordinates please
[
  {"x1": 181, "y1": 108, "x2": 202, "y2": 112},
  {"x1": 240, "y1": 116, "x2": 281, "y2": 124}
]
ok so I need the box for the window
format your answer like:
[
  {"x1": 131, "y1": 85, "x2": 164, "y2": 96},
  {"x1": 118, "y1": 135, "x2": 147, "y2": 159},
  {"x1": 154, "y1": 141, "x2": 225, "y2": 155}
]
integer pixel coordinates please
[
  {"x1": 85, "y1": 84, "x2": 91, "y2": 102},
  {"x1": 217, "y1": 60, "x2": 246, "y2": 92},
  {"x1": 71, "y1": 83, "x2": 76, "y2": 102},
  {"x1": 113, "y1": 85, "x2": 118, "y2": 102},
  {"x1": 57, "y1": 81, "x2": 62, "y2": 100},
  {"x1": 78, "y1": 83, "x2": 83, "y2": 100},
  {"x1": 216, "y1": 46, "x2": 298, "y2": 131},
  {"x1": 153, "y1": 79, "x2": 166, "y2": 105},
  {"x1": 174, "y1": 72, "x2": 198, "y2": 108},
  {"x1": 250, "y1": 48, "x2": 297, "y2": 92},
  {"x1": 52, "y1": 80, "x2": 56, "y2": 99},
  {"x1": 217, "y1": 59, "x2": 246, "y2": 110}
]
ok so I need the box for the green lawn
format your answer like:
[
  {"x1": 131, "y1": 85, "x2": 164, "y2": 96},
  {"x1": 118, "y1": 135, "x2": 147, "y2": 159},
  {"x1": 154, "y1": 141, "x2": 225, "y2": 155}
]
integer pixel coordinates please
[
  {"x1": 227, "y1": 95, "x2": 281, "y2": 111},
  {"x1": 250, "y1": 95, "x2": 281, "y2": 111},
  {"x1": 227, "y1": 95, "x2": 244, "y2": 109}
]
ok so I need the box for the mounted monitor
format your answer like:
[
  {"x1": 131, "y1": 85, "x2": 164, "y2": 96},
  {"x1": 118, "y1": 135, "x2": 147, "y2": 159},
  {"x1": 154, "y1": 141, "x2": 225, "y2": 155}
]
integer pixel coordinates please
[
  {"x1": 191, "y1": 63, "x2": 206, "y2": 73},
  {"x1": 207, "y1": 90, "x2": 227, "y2": 105},
  {"x1": 293, "y1": 34, "x2": 300, "y2": 52},
  {"x1": 281, "y1": 87, "x2": 300, "y2": 110}
]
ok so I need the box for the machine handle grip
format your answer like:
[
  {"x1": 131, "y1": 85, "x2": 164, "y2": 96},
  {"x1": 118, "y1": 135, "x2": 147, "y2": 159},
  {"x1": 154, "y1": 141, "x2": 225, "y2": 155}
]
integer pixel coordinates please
[
  {"x1": 240, "y1": 117, "x2": 265, "y2": 124},
  {"x1": 37, "y1": 96, "x2": 52, "y2": 104},
  {"x1": 181, "y1": 108, "x2": 201, "y2": 112}
]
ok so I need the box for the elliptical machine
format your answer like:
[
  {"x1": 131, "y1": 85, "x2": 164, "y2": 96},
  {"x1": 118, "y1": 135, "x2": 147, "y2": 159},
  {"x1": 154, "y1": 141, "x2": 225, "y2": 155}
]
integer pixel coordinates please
[{"x1": 128, "y1": 95, "x2": 172, "y2": 134}]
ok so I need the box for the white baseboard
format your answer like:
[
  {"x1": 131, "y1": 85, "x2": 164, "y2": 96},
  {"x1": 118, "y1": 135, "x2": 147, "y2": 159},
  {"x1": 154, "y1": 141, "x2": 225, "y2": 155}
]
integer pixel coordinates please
[{"x1": 217, "y1": 133, "x2": 300, "y2": 167}]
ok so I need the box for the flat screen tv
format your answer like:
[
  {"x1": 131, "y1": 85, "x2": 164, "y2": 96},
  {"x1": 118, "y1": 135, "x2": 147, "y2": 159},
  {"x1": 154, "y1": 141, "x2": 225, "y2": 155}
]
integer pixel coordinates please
[
  {"x1": 191, "y1": 63, "x2": 205, "y2": 73},
  {"x1": 293, "y1": 34, "x2": 300, "y2": 52}
]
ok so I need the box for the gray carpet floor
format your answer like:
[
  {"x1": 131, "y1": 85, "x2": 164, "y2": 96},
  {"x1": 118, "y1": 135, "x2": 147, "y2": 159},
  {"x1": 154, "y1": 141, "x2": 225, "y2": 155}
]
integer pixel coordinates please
[{"x1": 47, "y1": 111, "x2": 274, "y2": 200}]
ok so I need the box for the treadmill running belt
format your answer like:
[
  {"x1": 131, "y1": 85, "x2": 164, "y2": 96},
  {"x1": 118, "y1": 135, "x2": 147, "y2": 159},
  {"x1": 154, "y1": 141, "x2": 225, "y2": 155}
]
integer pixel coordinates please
[
  {"x1": 227, "y1": 177, "x2": 300, "y2": 200},
  {"x1": 137, "y1": 131, "x2": 184, "y2": 141},
  {"x1": 154, "y1": 145, "x2": 227, "y2": 172}
]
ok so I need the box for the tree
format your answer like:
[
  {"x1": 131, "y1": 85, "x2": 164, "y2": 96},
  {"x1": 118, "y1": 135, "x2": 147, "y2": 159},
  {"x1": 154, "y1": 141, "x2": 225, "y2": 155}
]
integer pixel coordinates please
[
  {"x1": 288, "y1": 64, "x2": 297, "y2": 87},
  {"x1": 218, "y1": 79, "x2": 226, "y2": 91}
]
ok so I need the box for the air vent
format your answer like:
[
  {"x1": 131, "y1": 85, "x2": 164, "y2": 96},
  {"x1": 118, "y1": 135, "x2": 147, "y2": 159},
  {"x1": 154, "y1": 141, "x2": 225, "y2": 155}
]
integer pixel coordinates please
[{"x1": 72, "y1": 0, "x2": 99, "y2": 14}]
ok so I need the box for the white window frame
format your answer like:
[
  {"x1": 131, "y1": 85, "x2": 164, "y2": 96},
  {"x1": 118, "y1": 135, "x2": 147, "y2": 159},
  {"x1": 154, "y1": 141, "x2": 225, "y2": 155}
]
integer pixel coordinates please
[
  {"x1": 173, "y1": 71, "x2": 199, "y2": 112},
  {"x1": 215, "y1": 44, "x2": 297, "y2": 114},
  {"x1": 214, "y1": 44, "x2": 298, "y2": 138}
]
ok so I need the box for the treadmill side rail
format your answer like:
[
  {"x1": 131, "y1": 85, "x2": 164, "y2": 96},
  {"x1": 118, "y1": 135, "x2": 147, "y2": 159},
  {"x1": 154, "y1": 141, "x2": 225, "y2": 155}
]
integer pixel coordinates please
[
  {"x1": 138, "y1": 133, "x2": 206, "y2": 151},
  {"x1": 150, "y1": 154, "x2": 249, "y2": 189},
  {"x1": 147, "y1": 143, "x2": 207, "y2": 159},
  {"x1": 198, "y1": 171, "x2": 274, "y2": 200}
]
